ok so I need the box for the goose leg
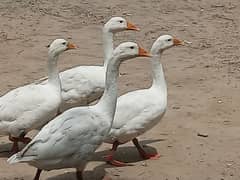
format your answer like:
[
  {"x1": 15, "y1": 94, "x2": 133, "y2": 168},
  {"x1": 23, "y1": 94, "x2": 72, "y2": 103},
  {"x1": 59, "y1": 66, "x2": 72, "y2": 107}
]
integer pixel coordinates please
[
  {"x1": 8, "y1": 135, "x2": 19, "y2": 153},
  {"x1": 132, "y1": 138, "x2": 160, "y2": 160},
  {"x1": 8, "y1": 133, "x2": 31, "y2": 153},
  {"x1": 104, "y1": 141, "x2": 130, "y2": 167},
  {"x1": 76, "y1": 169, "x2": 83, "y2": 180},
  {"x1": 19, "y1": 132, "x2": 32, "y2": 144},
  {"x1": 33, "y1": 169, "x2": 42, "y2": 180}
]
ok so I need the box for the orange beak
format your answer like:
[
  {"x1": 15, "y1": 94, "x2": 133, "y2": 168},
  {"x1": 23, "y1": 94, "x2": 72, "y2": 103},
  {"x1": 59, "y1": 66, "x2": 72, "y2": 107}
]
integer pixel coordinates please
[
  {"x1": 127, "y1": 21, "x2": 140, "y2": 31},
  {"x1": 138, "y1": 46, "x2": 152, "y2": 57},
  {"x1": 173, "y1": 38, "x2": 184, "y2": 45},
  {"x1": 67, "y1": 42, "x2": 77, "y2": 50}
]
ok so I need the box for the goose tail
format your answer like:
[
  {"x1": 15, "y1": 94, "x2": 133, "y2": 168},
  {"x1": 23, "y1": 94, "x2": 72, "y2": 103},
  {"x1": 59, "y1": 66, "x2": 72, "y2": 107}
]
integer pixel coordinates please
[{"x1": 7, "y1": 153, "x2": 21, "y2": 164}]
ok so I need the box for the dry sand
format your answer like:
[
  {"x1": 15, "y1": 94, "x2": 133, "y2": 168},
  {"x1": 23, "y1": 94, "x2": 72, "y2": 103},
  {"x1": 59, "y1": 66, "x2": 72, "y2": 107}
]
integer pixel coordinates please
[{"x1": 0, "y1": 0, "x2": 240, "y2": 179}]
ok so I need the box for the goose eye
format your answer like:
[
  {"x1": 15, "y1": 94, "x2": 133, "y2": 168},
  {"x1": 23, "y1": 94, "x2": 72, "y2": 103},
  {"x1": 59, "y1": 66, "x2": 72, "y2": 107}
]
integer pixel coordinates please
[
  {"x1": 119, "y1": 20, "x2": 123, "y2": 23},
  {"x1": 167, "y1": 39, "x2": 172, "y2": 42},
  {"x1": 62, "y1": 42, "x2": 67, "y2": 45},
  {"x1": 130, "y1": 46, "x2": 134, "y2": 49}
]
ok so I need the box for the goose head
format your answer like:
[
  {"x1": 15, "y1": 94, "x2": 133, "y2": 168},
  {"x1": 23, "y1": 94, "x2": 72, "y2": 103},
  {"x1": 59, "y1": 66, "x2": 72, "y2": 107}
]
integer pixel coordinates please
[
  {"x1": 151, "y1": 35, "x2": 183, "y2": 54},
  {"x1": 113, "y1": 42, "x2": 151, "y2": 62},
  {"x1": 48, "y1": 39, "x2": 77, "y2": 56},
  {"x1": 104, "y1": 17, "x2": 139, "y2": 33}
]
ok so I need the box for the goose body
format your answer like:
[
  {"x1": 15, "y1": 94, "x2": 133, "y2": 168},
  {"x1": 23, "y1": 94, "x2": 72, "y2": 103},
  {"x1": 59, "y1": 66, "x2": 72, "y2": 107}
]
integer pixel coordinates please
[
  {"x1": 105, "y1": 86, "x2": 166, "y2": 144},
  {"x1": 0, "y1": 39, "x2": 76, "y2": 152},
  {"x1": 40, "y1": 17, "x2": 139, "y2": 112},
  {"x1": 14, "y1": 106, "x2": 110, "y2": 170},
  {"x1": 104, "y1": 35, "x2": 183, "y2": 166},
  {"x1": 8, "y1": 42, "x2": 151, "y2": 180},
  {"x1": 0, "y1": 84, "x2": 61, "y2": 136},
  {"x1": 58, "y1": 65, "x2": 105, "y2": 109}
]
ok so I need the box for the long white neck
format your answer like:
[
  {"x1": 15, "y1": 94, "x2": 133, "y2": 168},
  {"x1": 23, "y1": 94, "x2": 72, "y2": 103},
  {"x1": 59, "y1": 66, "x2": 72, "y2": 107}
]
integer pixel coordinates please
[
  {"x1": 47, "y1": 53, "x2": 61, "y2": 93},
  {"x1": 97, "y1": 54, "x2": 121, "y2": 126},
  {"x1": 150, "y1": 47, "x2": 167, "y2": 95},
  {"x1": 103, "y1": 28, "x2": 114, "y2": 68}
]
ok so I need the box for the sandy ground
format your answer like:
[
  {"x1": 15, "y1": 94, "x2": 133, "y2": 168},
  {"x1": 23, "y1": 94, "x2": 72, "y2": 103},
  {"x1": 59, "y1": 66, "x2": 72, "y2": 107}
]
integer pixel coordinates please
[{"x1": 0, "y1": 0, "x2": 240, "y2": 179}]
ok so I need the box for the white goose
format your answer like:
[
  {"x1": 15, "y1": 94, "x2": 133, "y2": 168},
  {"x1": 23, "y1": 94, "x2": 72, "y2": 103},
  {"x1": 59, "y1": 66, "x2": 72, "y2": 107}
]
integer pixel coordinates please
[
  {"x1": 104, "y1": 35, "x2": 183, "y2": 166},
  {"x1": 40, "y1": 17, "x2": 139, "y2": 112},
  {"x1": 8, "y1": 42, "x2": 151, "y2": 180},
  {"x1": 0, "y1": 39, "x2": 76, "y2": 153}
]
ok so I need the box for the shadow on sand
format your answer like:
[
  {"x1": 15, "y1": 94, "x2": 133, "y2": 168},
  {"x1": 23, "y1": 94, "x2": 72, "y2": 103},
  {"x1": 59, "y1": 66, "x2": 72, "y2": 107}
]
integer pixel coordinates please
[
  {"x1": 0, "y1": 141, "x2": 26, "y2": 158},
  {"x1": 0, "y1": 142, "x2": 12, "y2": 157},
  {"x1": 47, "y1": 138, "x2": 165, "y2": 180}
]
